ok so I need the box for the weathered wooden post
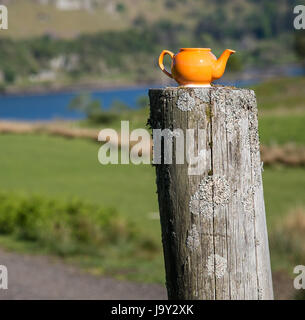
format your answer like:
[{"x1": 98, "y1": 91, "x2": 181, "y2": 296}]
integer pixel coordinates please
[{"x1": 148, "y1": 86, "x2": 274, "y2": 300}]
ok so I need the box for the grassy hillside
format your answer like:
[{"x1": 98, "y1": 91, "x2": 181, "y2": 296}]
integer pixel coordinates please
[
  {"x1": 2, "y1": 0, "x2": 126, "y2": 39},
  {"x1": 0, "y1": 0, "x2": 300, "y2": 91},
  {"x1": 255, "y1": 77, "x2": 305, "y2": 111},
  {"x1": 1, "y1": 0, "x2": 284, "y2": 39},
  {"x1": 255, "y1": 77, "x2": 305, "y2": 145},
  {"x1": 1, "y1": 0, "x2": 216, "y2": 39}
]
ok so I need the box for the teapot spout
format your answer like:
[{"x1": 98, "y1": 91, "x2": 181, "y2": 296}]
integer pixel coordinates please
[{"x1": 212, "y1": 49, "x2": 236, "y2": 80}]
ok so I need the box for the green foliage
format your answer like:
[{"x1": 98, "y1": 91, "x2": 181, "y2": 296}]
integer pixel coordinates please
[
  {"x1": 0, "y1": 0, "x2": 298, "y2": 88},
  {"x1": 226, "y1": 54, "x2": 243, "y2": 72},
  {"x1": 295, "y1": 290, "x2": 305, "y2": 300},
  {"x1": 0, "y1": 83, "x2": 6, "y2": 93},
  {"x1": 133, "y1": 15, "x2": 147, "y2": 28},
  {"x1": 0, "y1": 192, "x2": 139, "y2": 256},
  {"x1": 0, "y1": 0, "x2": 300, "y2": 92},
  {"x1": 110, "y1": 99, "x2": 129, "y2": 112},
  {"x1": 194, "y1": 0, "x2": 292, "y2": 41},
  {"x1": 0, "y1": 134, "x2": 162, "y2": 282},
  {"x1": 116, "y1": 3, "x2": 126, "y2": 13},
  {"x1": 3, "y1": 67, "x2": 16, "y2": 84},
  {"x1": 294, "y1": 31, "x2": 305, "y2": 62},
  {"x1": 69, "y1": 93, "x2": 118, "y2": 124},
  {"x1": 0, "y1": 132, "x2": 304, "y2": 283},
  {"x1": 136, "y1": 95, "x2": 149, "y2": 109},
  {"x1": 69, "y1": 93, "x2": 98, "y2": 113}
]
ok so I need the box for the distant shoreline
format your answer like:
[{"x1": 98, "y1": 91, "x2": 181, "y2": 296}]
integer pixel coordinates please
[
  {"x1": 0, "y1": 63, "x2": 303, "y2": 97},
  {"x1": 0, "y1": 80, "x2": 165, "y2": 97}
]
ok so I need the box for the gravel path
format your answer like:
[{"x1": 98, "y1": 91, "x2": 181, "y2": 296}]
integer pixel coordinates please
[{"x1": 0, "y1": 249, "x2": 167, "y2": 300}]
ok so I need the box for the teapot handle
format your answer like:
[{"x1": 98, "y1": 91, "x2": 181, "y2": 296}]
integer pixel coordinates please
[{"x1": 158, "y1": 50, "x2": 174, "y2": 79}]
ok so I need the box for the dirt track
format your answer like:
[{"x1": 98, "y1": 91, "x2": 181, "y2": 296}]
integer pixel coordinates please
[
  {"x1": 0, "y1": 248, "x2": 298, "y2": 300},
  {"x1": 0, "y1": 249, "x2": 167, "y2": 300}
]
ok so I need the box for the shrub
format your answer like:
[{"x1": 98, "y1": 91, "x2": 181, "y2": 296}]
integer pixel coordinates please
[
  {"x1": 69, "y1": 93, "x2": 119, "y2": 124},
  {"x1": 116, "y1": 3, "x2": 126, "y2": 13},
  {"x1": 294, "y1": 31, "x2": 305, "y2": 63},
  {"x1": 136, "y1": 96, "x2": 149, "y2": 109},
  {"x1": 0, "y1": 192, "x2": 140, "y2": 256},
  {"x1": 3, "y1": 67, "x2": 16, "y2": 84}
]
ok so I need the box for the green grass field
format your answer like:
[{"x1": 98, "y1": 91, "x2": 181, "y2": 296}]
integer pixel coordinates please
[
  {"x1": 259, "y1": 114, "x2": 305, "y2": 145},
  {"x1": 0, "y1": 134, "x2": 159, "y2": 236},
  {"x1": 255, "y1": 77, "x2": 305, "y2": 111},
  {"x1": 0, "y1": 133, "x2": 304, "y2": 283}
]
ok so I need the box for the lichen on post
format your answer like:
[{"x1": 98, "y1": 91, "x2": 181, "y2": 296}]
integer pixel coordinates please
[{"x1": 148, "y1": 86, "x2": 274, "y2": 300}]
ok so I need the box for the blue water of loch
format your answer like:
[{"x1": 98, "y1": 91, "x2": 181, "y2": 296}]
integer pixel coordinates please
[
  {"x1": 0, "y1": 65, "x2": 303, "y2": 121},
  {"x1": 0, "y1": 86, "x2": 153, "y2": 121}
]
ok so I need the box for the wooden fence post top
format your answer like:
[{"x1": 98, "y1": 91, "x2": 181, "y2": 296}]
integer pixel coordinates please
[
  {"x1": 149, "y1": 86, "x2": 258, "y2": 118},
  {"x1": 149, "y1": 85, "x2": 255, "y2": 93}
]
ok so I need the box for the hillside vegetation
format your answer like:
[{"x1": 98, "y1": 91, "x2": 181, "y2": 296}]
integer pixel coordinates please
[
  {"x1": 2, "y1": 0, "x2": 295, "y2": 40},
  {"x1": 0, "y1": 0, "x2": 301, "y2": 91}
]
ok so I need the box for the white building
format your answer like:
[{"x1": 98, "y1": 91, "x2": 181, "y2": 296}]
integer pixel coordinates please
[{"x1": 55, "y1": 0, "x2": 93, "y2": 11}]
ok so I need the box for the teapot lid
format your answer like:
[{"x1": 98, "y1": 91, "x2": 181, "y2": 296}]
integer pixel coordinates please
[{"x1": 180, "y1": 48, "x2": 211, "y2": 51}]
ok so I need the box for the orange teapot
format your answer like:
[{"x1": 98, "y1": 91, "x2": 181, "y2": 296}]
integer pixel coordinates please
[{"x1": 158, "y1": 48, "x2": 236, "y2": 87}]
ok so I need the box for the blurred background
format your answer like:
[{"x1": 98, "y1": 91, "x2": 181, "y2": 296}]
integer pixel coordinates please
[{"x1": 0, "y1": 0, "x2": 304, "y2": 300}]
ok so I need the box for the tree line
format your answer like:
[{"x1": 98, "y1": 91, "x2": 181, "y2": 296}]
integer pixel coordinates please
[{"x1": 0, "y1": 0, "x2": 303, "y2": 86}]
